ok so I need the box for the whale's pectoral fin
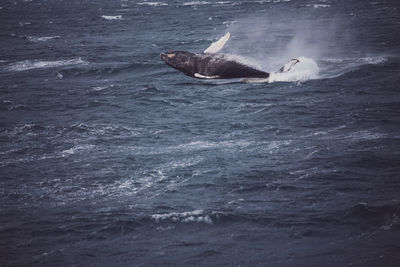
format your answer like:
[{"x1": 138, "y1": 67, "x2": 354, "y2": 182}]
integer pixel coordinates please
[
  {"x1": 194, "y1": 73, "x2": 221, "y2": 79},
  {"x1": 204, "y1": 32, "x2": 231, "y2": 54},
  {"x1": 276, "y1": 58, "x2": 300, "y2": 73}
]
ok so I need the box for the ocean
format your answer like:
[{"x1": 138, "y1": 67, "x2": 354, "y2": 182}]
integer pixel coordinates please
[{"x1": 1, "y1": 0, "x2": 400, "y2": 266}]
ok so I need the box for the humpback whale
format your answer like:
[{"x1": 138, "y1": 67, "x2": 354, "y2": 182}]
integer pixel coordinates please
[{"x1": 160, "y1": 32, "x2": 300, "y2": 80}]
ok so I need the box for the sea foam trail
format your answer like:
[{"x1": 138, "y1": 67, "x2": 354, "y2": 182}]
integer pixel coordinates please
[{"x1": 4, "y1": 58, "x2": 86, "y2": 72}]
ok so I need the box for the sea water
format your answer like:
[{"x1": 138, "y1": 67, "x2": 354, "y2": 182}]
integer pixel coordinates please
[{"x1": 1, "y1": 0, "x2": 400, "y2": 266}]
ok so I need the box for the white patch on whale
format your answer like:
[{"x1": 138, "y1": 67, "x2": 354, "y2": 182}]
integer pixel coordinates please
[{"x1": 194, "y1": 73, "x2": 220, "y2": 79}]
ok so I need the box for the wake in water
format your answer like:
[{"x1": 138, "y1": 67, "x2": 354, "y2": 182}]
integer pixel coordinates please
[{"x1": 4, "y1": 58, "x2": 87, "y2": 72}]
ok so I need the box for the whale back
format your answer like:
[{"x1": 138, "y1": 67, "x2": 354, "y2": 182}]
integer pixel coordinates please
[
  {"x1": 193, "y1": 53, "x2": 269, "y2": 79},
  {"x1": 161, "y1": 51, "x2": 269, "y2": 79}
]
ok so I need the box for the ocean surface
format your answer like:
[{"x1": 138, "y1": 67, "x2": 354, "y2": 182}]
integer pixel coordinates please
[{"x1": 1, "y1": 0, "x2": 400, "y2": 266}]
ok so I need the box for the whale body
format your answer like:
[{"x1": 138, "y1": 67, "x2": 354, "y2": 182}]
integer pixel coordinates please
[
  {"x1": 160, "y1": 32, "x2": 299, "y2": 80},
  {"x1": 160, "y1": 51, "x2": 269, "y2": 79}
]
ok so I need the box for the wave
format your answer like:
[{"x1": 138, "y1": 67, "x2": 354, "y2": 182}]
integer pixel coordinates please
[
  {"x1": 338, "y1": 203, "x2": 400, "y2": 229},
  {"x1": 152, "y1": 210, "x2": 218, "y2": 224},
  {"x1": 311, "y1": 4, "x2": 330, "y2": 8},
  {"x1": 27, "y1": 35, "x2": 60, "y2": 42},
  {"x1": 101, "y1": 15, "x2": 122, "y2": 20},
  {"x1": 60, "y1": 61, "x2": 161, "y2": 79},
  {"x1": 61, "y1": 144, "x2": 95, "y2": 156},
  {"x1": 318, "y1": 56, "x2": 388, "y2": 79},
  {"x1": 122, "y1": 139, "x2": 254, "y2": 156},
  {"x1": 182, "y1": 1, "x2": 211, "y2": 6},
  {"x1": 4, "y1": 58, "x2": 87, "y2": 72},
  {"x1": 137, "y1": 2, "x2": 168, "y2": 6}
]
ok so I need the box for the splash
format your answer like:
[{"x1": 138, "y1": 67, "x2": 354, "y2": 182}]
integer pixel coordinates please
[
  {"x1": 268, "y1": 56, "x2": 319, "y2": 82},
  {"x1": 243, "y1": 57, "x2": 319, "y2": 83}
]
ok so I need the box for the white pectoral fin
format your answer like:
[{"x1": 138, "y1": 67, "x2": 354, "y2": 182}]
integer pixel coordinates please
[
  {"x1": 276, "y1": 58, "x2": 300, "y2": 73},
  {"x1": 194, "y1": 73, "x2": 220, "y2": 79},
  {"x1": 204, "y1": 32, "x2": 230, "y2": 53}
]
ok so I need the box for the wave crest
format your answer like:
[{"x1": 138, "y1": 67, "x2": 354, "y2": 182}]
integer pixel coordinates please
[{"x1": 4, "y1": 58, "x2": 87, "y2": 72}]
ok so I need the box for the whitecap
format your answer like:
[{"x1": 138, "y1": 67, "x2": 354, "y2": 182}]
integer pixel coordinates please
[
  {"x1": 313, "y1": 4, "x2": 330, "y2": 8},
  {"x1": 5, "y1": 58, "x2": 86, "y2": 72},
  {"x1": 175, "y1": 139, "x2": 253, "y2": 151},
  {"x1": 101, "y1": 15, "x2": 122, "y2": 20},
  {"x1": 160, "y1": 156, "x2": 204, "y2": 170},
  {"x1": 27, "y1": 35, "x2": 60, "y2": 42},
  {"x1": 319, "y1": 56, "x2": 387, "y2": 78},
  {"x1": 137, "y1": 2, "x2": 168, "y2": 6},
  {"x1": 8, "y1": 104, "x2": 28, "y2": 110},
  {"x1": 361, "y1": 56, "x2": 387, "y2": 65},
  {"x1": 92, "y1": 86, "x2": 108, "y2": 91},
  {"x1": 182, "y1": 1, "x2": 211, "y2": 6},
  {"x1": 19, "y1": 22, "x2": 31, "y2": 26},
  {"x1": 61, "y1": 144, "x2": 95, "y2": 156},
  {"x1": 346, "y1": 130, "x2": 385, "y2": 141},
  {"x1": 222, "y1": 20, "x2": 238, "y2": 26},
  {"x1": 152, "y1": 210, "x2": 213, "y2": 224}
]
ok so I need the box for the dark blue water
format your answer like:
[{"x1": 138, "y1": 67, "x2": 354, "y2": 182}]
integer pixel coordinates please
[{"x1": 1, "y1": 0, "x2": 400, "y2": 266}]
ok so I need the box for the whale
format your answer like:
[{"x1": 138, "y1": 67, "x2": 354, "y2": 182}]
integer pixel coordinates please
[{"x1": 160, "y1": 32, "x2": 299, "y2": 80}]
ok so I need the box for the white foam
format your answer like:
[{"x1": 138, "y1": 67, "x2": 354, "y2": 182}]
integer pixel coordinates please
[
  {"x1": 92, "y1": 86, "x2": 108, "y2": 91},
  {"x1": 182, "y1": 1, "x2": 211, "y2": 6},
  {"x1": 313, "y1": 4, "x2": 330, "y2": 8},
  {"x1": 61, "y1": 144, "x2": 95, "y2": 156},
  {"x1": 361, "y1": 56, "x2": 387, "y2": 65},
  {"x1": 27, "y1": 36, "x2": 60, "y2": 42},
  {"x1": 152, "y1": 210, "x2": 213, "y2": 224},
  {"x1": 346, "y1": 130, "x2": 385, "y2": 141},
  {"x1": 137, "y1": 2, "x2": 168, "y2": 6},
  {"x1": 5, "y1": 58, "x2": 86, "y2": 72},
  {"x1": 222, "y1": 20, "x2": 238, "y2": 26},
  {"x1": 268, "y1": 57, "x2": 319, "y2": 83},
  {"x1": 319, "y1": 56, "x2": 387, "y2": 78},
  {"x1": 9, "y1": 104, "x2": 28, "y2": 110},
  {"x1": 176, "y1": 139, "x2": 252, "y2": 151},
  {"x1": 101, "y1": 15, "x2": 122, "y2": 20}
]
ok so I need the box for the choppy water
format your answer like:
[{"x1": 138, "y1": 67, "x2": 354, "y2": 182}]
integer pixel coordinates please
[{"x1": 1, "y1": 0, "x2": 400, "y2": 266}]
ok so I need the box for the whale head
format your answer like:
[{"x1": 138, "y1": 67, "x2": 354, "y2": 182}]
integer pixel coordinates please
[{"x1": 160, "y1": 51, "x2": 196, "y2": 77}]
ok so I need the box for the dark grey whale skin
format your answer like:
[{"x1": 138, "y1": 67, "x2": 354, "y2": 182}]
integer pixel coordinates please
[{"x1": 161, "y1": 51, "x2": 269, "y2": 79}]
